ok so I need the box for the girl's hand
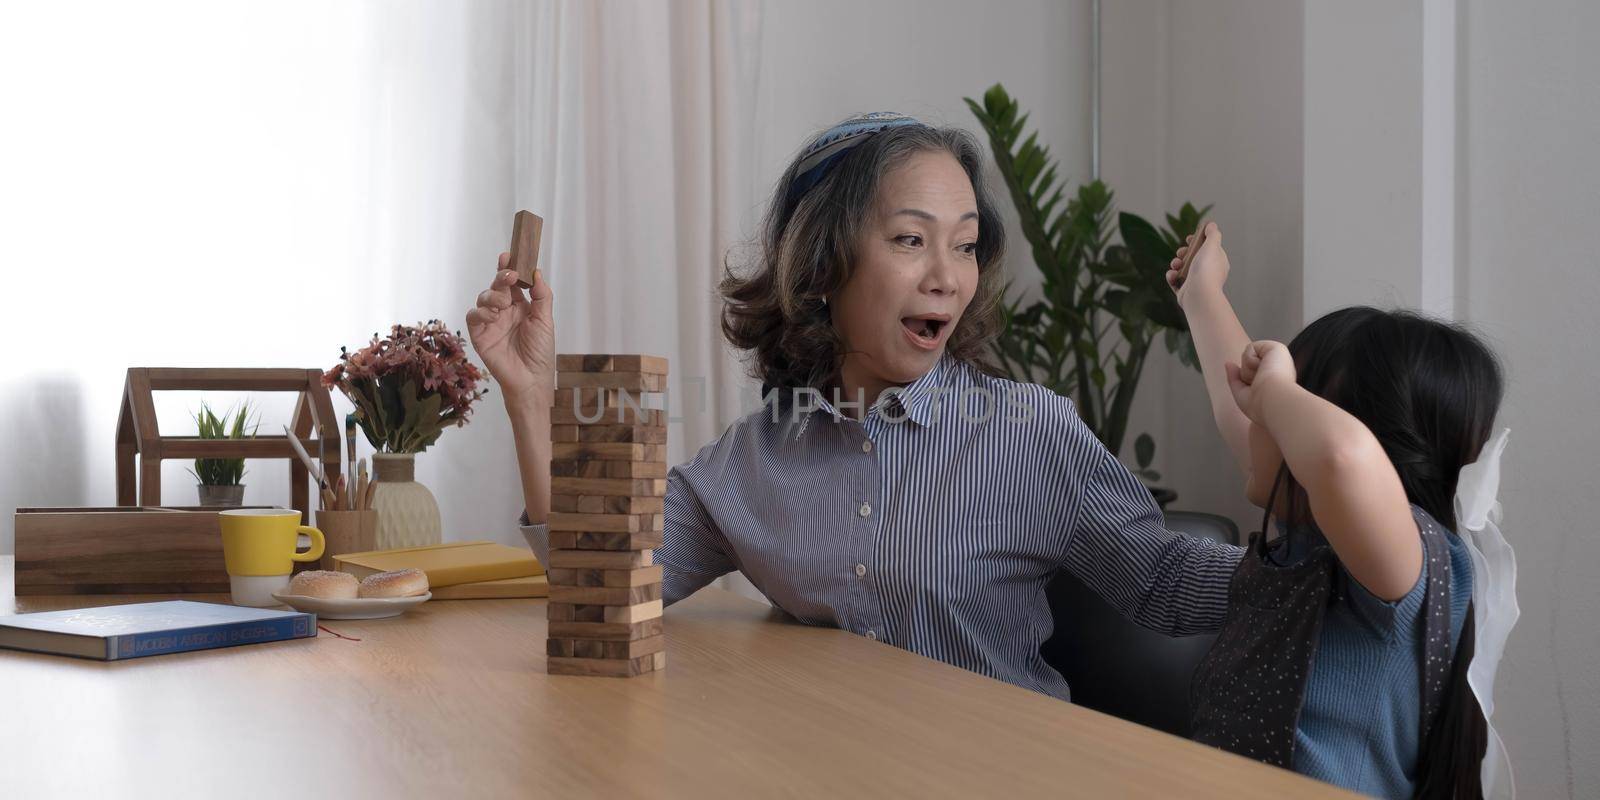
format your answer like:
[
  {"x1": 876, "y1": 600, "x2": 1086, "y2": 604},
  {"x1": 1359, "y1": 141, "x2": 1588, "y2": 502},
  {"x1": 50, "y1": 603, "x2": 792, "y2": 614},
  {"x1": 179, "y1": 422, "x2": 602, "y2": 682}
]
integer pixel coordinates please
[
  {"x1": 1167, "y1": 222, "x2": 1229, "y2": 307},
  {"x1": 1225, "y1": 340, "x2": 1295, "y2": 423},
  {"x1": 465, "y1": 255, "x2": 556, "y2": 407}
]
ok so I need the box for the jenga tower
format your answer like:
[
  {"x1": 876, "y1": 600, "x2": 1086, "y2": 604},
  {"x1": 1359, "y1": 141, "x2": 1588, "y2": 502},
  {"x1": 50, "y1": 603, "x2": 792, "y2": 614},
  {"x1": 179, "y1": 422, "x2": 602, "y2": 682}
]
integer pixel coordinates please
[{"x1": 545, "y1": 354, "x2": 669, "y2": 677}]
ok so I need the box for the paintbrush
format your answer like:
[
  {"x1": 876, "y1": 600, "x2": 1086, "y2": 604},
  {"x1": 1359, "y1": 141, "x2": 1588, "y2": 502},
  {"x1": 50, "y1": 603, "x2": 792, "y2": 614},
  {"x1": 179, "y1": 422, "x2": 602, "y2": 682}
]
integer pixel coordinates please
[
  {"x1": 345, "y1": 414, "x2": 358, "y2": 510},
  {"x1": 283, "y1": 425, "x2": 336, "y2": 509},
  {"x1": 355, "y1": 457, "x2": 370, "y2": 511}
]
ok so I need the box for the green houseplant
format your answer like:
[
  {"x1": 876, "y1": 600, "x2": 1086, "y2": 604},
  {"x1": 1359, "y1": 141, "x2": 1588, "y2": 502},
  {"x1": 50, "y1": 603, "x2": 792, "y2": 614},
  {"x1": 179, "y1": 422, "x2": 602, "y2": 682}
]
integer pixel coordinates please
[
  {"x1": 188, "y1": 400, "x2": 258, "y2": 507},
  {"x1": 965, "y1": 84, "x2": 1207, "y2": 503}
]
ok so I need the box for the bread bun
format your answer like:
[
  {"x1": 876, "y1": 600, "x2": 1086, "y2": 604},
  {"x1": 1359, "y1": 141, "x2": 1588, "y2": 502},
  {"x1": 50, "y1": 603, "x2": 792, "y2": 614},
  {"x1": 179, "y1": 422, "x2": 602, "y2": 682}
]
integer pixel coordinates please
[
  {"x1": 287, "y1": 570, "x2": 359, "y2": 599},
  {"x1": 358, "y1": 568, "x2": 429, "y2": 598}
]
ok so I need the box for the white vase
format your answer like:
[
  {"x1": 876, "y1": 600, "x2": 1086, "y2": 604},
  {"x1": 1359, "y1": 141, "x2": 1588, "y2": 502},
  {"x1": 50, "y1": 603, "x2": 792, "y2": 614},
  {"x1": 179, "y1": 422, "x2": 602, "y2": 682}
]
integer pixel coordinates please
[{"x1": 370, "y1": 453, "x2": 442, "y2": 550}]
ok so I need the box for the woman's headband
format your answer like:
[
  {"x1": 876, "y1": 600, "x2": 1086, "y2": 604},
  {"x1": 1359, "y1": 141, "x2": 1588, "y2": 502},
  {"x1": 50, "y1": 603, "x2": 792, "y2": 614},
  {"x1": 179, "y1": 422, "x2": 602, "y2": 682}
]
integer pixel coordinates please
[{"x1": 785, "y1": 112, "x2": 927, "y2": 207}]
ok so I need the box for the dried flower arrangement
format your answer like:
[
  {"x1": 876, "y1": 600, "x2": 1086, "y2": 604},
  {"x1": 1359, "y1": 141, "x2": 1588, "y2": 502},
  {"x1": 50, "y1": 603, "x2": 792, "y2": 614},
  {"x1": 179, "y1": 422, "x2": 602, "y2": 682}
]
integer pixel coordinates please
[{"x1": 322, "y1": 320, "x2": 489, "y2": 454}]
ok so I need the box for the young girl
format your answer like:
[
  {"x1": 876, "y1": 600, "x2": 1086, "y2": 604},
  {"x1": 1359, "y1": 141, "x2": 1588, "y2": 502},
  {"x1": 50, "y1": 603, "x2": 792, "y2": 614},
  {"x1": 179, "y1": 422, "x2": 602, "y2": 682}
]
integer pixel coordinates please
[{"x1": 1170, "y1": 225, "x2": 1516, "y2": 798}]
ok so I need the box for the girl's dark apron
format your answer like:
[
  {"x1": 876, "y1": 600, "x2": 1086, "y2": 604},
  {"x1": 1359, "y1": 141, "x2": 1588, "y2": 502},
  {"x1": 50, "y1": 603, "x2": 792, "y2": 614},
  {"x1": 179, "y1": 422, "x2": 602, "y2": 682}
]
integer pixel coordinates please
[{"x1": 1190, "y1": 507, "x2": 1455, "y2": 769}]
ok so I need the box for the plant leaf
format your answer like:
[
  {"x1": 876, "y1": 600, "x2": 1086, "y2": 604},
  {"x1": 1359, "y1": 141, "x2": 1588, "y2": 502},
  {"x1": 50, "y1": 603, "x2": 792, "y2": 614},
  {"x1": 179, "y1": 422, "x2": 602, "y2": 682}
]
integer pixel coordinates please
[{"x1": 1135, "y1": 432, "x2": 1155, "y2": 469}]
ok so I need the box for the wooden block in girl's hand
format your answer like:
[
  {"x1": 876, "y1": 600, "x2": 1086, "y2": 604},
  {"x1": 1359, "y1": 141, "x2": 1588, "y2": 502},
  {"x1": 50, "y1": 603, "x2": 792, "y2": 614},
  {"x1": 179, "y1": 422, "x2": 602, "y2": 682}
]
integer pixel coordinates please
[
  {"x1": 551, "y1": 443, "x2": 666, "y2": 463},
  {"x1": 1176, "y1": 224, "x2": 1208, "y2": 283},
  {"x1": 548, "y1": 616, "x2": 664, "y2": 641},
  {"x1": 549, "y1": 530, "x2": 664, "y2": 552},
  {"x1": 551, "y1": 403, "x2": 664, "y2": 427},
  {"x1": 574, "y1": 424, "x2": 666, "y2": 444},
  {"x1": 547, "y1": 634, "x2": 665, "y2": 661},
  {"x1": 556, "y1": 354, "x2": 669, "y2": 375},
  {"x1": 509, "y1": 210, "x2": 543, "y2": 288},
  {"x1": 547, "y1": 565, "x2": 664, "y2": 588},
  {"x1": 546, "y1": 548, "x2": 653, "y2": 569},
  {"x1": 548, "y1": 512, "x2": 663, "y2": 533},
  {"x1": 547, "y1": 653, "x2": 660, "y2": 678},
  {"x1": 547, "y1": 599, "x2": 663, "y2": 624},
  {"x1": 550, "y1": 459, "x2": 667, "y2": 480},
  {"x1": 557, "y1": 371, "x2": 668, "y2": 392}
]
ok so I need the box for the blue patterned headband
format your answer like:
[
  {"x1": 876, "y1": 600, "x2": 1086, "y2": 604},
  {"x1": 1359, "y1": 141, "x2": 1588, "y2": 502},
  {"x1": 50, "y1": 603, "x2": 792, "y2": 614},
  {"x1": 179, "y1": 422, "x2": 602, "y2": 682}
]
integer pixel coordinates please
[{"x1": 785, "y1": 112, "x2": 927, "y2": 208}]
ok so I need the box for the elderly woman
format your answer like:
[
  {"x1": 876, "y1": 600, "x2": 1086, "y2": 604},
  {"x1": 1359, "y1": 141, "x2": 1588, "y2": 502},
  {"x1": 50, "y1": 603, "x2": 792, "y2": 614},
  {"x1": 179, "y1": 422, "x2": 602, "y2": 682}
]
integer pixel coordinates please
[{"x1": 466, "y1": 112, "x2": 1241, "y2": 700}]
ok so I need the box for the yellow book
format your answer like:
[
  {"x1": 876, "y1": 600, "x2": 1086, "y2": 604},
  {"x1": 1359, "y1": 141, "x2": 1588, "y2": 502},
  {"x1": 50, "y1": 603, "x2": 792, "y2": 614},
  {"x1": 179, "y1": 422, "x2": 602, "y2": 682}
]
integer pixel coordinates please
[
  {"x1": 430, "y1": 575, "x2": 549, "y2": 600},
  {"x1": 333, "y1": 541, "x2": 545, "y2": 588}
]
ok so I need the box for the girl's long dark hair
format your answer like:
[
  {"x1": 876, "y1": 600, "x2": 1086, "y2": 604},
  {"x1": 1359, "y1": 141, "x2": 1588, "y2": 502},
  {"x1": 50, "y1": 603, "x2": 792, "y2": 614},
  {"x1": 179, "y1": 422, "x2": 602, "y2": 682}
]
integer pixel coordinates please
[{"x1": 1259, "y1": 307, "x2": 1503, "y2": 799}]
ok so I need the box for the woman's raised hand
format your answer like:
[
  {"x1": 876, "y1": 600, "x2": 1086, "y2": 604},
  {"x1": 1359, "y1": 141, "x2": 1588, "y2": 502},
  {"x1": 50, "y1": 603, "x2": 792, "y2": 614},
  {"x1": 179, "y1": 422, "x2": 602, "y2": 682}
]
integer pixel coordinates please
[{"x1": 465, "y1": 254, "x2": 555, "y2": 406}]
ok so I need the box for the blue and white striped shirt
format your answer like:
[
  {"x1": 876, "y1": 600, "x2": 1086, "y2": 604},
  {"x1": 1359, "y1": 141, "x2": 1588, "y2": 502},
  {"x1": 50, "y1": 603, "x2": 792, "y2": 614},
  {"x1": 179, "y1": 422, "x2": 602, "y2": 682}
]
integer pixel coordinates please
[{"x1": 523, "y1": 354, "x2": 1243, "y2": 700}]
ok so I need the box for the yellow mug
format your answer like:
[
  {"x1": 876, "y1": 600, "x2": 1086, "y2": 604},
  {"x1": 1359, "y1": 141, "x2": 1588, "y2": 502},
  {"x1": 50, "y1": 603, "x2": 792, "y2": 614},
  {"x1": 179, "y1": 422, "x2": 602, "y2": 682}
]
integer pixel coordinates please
[{"x1": 218, "y1": 508, "x2": 325, "y2": 607}]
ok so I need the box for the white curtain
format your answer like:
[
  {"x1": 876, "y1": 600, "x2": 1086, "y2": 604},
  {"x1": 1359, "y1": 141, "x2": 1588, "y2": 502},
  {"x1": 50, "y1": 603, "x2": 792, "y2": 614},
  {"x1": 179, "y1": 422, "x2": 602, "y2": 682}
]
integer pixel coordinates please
[
  {"x1": 0, "y1": 0, "x2": 766, "y2": 556},
  {"x1": 514, "y1": 0, "x2": 765, "y2": 466}
]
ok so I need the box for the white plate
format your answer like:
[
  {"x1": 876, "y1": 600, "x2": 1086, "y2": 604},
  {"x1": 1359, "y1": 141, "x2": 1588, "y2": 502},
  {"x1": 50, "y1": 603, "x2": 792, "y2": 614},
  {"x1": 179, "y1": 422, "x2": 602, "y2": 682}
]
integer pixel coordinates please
[{"x1": 271, "y1": 590, "x2": 431, "y2": 620}]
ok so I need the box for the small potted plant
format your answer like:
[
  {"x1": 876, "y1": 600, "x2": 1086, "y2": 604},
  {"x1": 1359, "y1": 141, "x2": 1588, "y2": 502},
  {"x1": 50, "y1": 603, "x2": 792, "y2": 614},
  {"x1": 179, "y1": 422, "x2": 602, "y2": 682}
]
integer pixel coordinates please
[
  {"x1": 323, "y1": 320, "x2": 488, "y2": 548},
  {"x1": 189, "y1": 400, "x2": 258, "y2": 507}
]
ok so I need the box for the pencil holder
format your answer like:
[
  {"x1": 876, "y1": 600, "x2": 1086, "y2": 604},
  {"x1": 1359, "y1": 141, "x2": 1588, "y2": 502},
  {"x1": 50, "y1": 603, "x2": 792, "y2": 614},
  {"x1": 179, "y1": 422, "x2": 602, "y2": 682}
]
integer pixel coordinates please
[{"x1": 315, "y1": 509, "x2": 378, "y2": 572}]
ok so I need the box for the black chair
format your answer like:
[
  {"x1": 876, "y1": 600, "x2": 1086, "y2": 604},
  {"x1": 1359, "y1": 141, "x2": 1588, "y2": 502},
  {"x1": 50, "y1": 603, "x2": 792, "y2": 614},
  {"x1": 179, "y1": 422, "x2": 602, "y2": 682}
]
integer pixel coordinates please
[{"x1": 1040, "y1": 511, "x2": 1240, "y2": 737}]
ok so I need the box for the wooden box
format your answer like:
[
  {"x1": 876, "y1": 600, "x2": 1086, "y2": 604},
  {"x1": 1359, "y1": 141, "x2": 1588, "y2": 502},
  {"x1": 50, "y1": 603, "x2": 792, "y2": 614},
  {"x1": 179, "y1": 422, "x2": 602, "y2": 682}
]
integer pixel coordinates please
[{"x1": 12, "y1": 506, "x2": 275, "y2": 595}]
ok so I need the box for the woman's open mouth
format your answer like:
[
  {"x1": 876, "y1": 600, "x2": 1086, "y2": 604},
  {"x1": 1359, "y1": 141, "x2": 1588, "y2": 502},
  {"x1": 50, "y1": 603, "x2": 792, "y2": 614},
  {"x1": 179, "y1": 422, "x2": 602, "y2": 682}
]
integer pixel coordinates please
[{"x1": 900, "y1": 314, "x2": 950, "y2": 350}]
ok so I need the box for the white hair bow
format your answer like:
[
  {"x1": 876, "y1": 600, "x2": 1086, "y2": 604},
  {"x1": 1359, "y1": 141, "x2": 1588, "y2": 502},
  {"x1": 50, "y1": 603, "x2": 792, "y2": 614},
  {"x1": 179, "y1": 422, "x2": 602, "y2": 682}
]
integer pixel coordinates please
[{"x1": 1454, "y1": 427, "x2": 1517, "y2": 798}]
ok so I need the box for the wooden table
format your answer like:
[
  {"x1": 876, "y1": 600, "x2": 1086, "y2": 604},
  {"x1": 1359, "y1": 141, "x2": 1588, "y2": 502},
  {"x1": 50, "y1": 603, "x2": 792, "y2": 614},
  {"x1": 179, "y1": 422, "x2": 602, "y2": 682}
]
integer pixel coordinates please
[{"x1": 0, "y1": 556, "x2": 1354, "y2": 798}]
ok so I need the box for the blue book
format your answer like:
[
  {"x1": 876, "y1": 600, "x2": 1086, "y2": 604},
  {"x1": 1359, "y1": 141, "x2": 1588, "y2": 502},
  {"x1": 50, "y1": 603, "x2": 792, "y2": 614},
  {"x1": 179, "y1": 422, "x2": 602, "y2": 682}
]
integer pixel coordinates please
[{"x1": 0, "y1": 600, "x2": 316, "y2": 661}]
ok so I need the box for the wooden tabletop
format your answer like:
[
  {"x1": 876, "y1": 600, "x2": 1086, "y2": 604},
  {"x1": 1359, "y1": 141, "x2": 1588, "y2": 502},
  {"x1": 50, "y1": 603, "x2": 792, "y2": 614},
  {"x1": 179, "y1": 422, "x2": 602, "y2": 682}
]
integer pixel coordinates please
[{"x1": 0, "y1": 556, "x2": 1354, "y2": 798}]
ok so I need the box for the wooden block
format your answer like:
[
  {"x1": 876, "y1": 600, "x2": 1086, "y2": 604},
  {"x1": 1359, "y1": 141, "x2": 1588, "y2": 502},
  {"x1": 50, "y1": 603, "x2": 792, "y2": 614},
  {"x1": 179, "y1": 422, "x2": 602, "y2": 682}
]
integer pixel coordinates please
[
  {"x1": 551, "y1": 476, "x2": 667, "y2": 497},
  {"x1": 549, "y1": 425, "x2": 580, "y2": 442},
  {"x1": 557, "y1": 371, "x2": 668, "y2": 393},
  {"x1": 548, "y1": 600, "x2": 664, "y2": 624},
  {"x1": 547, "y1": 653, "x2": 659, "y2": 678},
  {"x1": 548, "y1": 617, "x2": 664, "y2": 641},
  {"x1": 550, "y1": 443, "x2": 666, "y2": 464},
  {"x1": 651, "y1": 651, "x2": 667, "y2": 671},
  {"x1": 547, "y1": 565, "x2": 664, "y2": 588},
  {"x1": 548, "y1": 512, "x2": 661, "y2": 533},
  {"x1": 549, "y1": 460, "x2": 667, "y2": 480},
  {"x1": 546, "y1": 549, "x2": 653, "y2": 569},
  {"x1": 547, "y1": 634, "x2": 665, "y2": 660},
  {"x1": 509, "y1": 210, "x2": 543, "y2": 288},
  {"x1": 576, "y1": 424, "x2": 667, "y2": 445},
  {"x1": 556, "y1": 354, "x2": 669, "y2": 375},
  {"x1": 608, "y1": 599, "x2": 664, "y2": 623},
  {"x1": 550, "y1": 582, "x2": 661, "y2": 608},
  {"x1": 550, "y1": 495, "x2": 665, "y2": 515},
  {"x1": 550, "y1": 530, "x2": 663, "y2": 551},
  {"x1": 552, "y1": 388, "x2": 662, "y2": 412},
  {"x1": 551, "y1": 404, "x2": 665, "y2": 427}
]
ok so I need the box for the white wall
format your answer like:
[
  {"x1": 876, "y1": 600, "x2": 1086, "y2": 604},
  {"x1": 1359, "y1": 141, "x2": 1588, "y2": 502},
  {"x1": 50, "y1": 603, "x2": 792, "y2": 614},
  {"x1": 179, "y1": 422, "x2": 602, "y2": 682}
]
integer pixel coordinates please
[
  {"x1": 1101, "y1": 0, "x2": 1305, "y2": 532},
  {"x1": 753, "y1": 0, "x2": 1092, "y2": 306},
  {"x1": 1461, "y1": 1, "x2": 1600, "y2": 795}
]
